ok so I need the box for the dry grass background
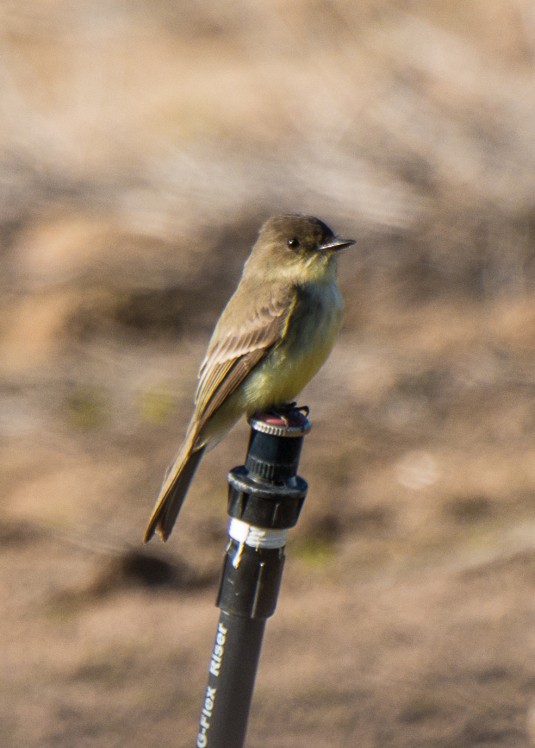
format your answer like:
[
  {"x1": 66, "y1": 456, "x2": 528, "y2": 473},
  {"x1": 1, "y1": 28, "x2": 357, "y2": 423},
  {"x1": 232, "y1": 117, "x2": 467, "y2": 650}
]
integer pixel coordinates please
[{"x1": 2, "y1": 1, "x2": 535, "y2": 746}]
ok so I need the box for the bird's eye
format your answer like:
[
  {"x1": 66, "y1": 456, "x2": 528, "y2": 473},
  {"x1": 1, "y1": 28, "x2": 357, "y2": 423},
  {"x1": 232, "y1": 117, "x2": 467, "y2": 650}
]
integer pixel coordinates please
[{"x1": 287, "y1": 237, "x2": 300, "y2": 249}]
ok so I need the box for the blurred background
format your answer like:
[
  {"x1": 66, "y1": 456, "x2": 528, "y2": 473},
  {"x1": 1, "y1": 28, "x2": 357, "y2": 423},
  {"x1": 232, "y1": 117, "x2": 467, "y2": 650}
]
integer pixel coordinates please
[{"x1": 2, "y1": 1, "x2": 535, "y2": 746}]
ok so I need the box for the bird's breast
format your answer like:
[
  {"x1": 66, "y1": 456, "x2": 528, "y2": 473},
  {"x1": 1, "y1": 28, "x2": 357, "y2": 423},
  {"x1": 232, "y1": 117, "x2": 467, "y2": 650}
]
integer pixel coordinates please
[{"x1": 243, "y1": 280, "x2": 343, "y2": 411}]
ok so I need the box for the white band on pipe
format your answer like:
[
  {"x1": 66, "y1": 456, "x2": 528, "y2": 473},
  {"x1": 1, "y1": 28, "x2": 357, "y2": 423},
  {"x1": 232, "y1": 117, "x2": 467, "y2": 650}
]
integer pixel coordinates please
[{"x1": 228, "y1": 518, "x2": 288, "y2": 550}]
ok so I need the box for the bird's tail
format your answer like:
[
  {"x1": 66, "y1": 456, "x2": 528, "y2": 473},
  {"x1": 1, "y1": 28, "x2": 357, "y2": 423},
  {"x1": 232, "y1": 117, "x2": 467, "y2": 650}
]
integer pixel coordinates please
[{"x1": 144, "y1": 437, "x2": 206, "y2": 543}]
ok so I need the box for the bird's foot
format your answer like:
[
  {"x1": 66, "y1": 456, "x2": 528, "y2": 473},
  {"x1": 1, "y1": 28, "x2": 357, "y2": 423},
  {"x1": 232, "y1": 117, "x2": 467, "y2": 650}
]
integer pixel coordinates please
[{"x1": 253, "y1": 403, "x2": 309, "y2": 428}]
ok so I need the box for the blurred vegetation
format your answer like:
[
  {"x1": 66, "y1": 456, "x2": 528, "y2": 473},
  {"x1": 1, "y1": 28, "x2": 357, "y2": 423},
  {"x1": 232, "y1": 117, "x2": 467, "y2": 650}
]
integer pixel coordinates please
[{"x1": 2, "y1": 2, "x2": 535, "y2": 747}]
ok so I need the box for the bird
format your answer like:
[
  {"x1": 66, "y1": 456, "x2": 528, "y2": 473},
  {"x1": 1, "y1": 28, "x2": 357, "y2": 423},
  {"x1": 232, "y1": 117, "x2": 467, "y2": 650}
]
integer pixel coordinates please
[{"x1": 144, "y1": 214, "x2": 355, "y2": 542}]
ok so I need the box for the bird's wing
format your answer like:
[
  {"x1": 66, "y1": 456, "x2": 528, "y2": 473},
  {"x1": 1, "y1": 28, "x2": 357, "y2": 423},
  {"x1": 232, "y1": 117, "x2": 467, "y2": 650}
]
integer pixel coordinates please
[{"x1": 194, "y1": 283, "x2": 297, "y2": 428}]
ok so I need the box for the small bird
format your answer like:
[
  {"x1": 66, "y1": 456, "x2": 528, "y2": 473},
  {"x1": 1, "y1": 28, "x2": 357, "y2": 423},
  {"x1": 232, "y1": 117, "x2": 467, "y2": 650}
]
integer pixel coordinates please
[{"x1": 144, "y1": 214, "x2": 355, "y2": 542}]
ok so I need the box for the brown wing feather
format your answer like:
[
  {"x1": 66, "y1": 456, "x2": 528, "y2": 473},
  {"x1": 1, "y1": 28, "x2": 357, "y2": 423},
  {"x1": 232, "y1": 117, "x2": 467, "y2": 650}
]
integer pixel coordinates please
[
  {"x1": 196, "y1": 348, "x2": 268, "y2": 427},
  {"x1": 194, "y1": 284, "x2": 296, "y2": 428}
]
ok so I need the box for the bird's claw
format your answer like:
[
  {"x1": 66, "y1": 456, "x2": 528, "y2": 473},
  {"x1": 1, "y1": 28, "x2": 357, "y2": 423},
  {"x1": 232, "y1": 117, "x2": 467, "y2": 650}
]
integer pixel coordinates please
[{"x1": 253, "y1": 403, "x2": 309, "y2": 427}]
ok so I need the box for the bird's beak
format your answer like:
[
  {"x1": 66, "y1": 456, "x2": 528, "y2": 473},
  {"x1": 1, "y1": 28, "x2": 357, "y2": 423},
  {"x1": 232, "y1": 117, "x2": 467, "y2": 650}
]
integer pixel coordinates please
[{"x1": 318, "y1": 237, "x2": 356, "y2": 252}]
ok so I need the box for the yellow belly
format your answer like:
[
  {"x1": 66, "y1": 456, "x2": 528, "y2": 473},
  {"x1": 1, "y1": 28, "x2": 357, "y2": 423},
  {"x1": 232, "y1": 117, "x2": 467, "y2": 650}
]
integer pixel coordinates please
[{"x1": 242, "y1": 279, "x2": 343, "y2": 412}]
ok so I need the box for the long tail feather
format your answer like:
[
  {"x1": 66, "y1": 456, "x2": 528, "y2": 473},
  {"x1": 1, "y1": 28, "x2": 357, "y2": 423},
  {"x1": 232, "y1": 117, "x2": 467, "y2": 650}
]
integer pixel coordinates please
[{"x1": 144, "y1": 445, "x2": 205, "y2": 542}]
